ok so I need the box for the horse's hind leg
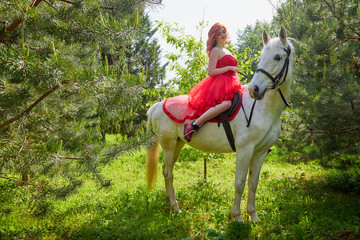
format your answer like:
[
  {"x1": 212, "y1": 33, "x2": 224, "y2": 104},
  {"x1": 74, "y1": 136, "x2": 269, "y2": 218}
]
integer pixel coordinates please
[
  {"x1": 247, "y1": 150, "x2": 267, "y2": 222},
  {"x1": 161, "y1": 138, "x2": 185, "y2": 213}
]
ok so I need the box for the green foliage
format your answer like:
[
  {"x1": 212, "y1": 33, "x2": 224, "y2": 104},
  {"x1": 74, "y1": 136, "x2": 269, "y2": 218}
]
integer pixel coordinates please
[
  {"x1": 274, "y1": 0, "x2": 360, "y2": 157},
  {"x1": 156, "y1": 21, "x2": 208, "y2": 96},
  {"x1": 326, "y1": 167, "x2": 360, "y2": 193},
  {"x1": 236, "y1": 20, "x2": 278, "y2": 73},
  {"x1": 235, "y1": 3, "x2": 359, "y2": 194},
  {"x1": 1, "y1": 147, "x2": 360, "y2": 239},
  {"x1": 1, "y1": 0, "x2": 360, "y2": 238},
  {"x1": 100, "y1": 14, "x2": 167, "y2": 136},
  {"x1": 228, "y1": 44, "x2": 258, "y2": 85},
  {"x1": 0, "y1": 0, "x2": 162, "y2": 212},
  {"x1": 225, "y1": 221, "x2": 252, "y2": 240}
]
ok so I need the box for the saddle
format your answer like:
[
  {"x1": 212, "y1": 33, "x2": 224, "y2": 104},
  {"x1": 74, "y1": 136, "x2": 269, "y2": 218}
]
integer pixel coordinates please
[{"x1": 213, "y1": 90, "x2": 241, "y2": 152}]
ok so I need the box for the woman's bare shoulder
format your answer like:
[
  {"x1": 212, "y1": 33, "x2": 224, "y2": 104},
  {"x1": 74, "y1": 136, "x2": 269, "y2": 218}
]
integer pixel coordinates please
[{"x1": 209, "y1": 47, "x2": 220, "y2": 56}]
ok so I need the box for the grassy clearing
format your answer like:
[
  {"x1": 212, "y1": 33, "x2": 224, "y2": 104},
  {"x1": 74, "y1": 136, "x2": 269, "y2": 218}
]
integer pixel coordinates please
[{"x1": 1, "y1": 144, "x2": 360, "y2": 239}]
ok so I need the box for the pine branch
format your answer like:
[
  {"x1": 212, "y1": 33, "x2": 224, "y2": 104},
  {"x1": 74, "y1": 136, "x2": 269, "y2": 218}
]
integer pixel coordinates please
[
  {"x1": 0, "y1": 174, "x2": 38, "y2": 186},
  {"x1": 5, "y1": 18, "x2": 23, "y2": 34},
  {"x1": 102, "y1": 132, "x2": 156, "y2": 158},
  {"x1": 268, "y1": 0, "x2": 314, "y2": 48},
  {"x1": 267, "y1": 0, "x2": 281, "y2": 15},
  {"x1": 43, "y1": 0, "x2": 61, "y2": 13},
  {"x1": 309, "y1": 126, "x2": 360, "y2": 135},
  {"x1": 56, "y1": 0, "x2": 74, "y2": 4},
  {"x1": 0, "y1": 56, "x2": 18, "y2": 66},
  {"x1": 31, "y1": 0, "x2": 43, "y2": 8},
  {"x1": 98, "y1": 12, "x2": 138, "y2": 37},
  {"x1": 53, "y1": 0, "x2": 163, "y2": 10},
  {"x1": 55, "y1": 132, "x2": 156, "y2": 161},
  {"x1": 2, "y1": 0, "x2": 152, "y2": 45},
  {"x1": 4, "y1": 0, "x2": 43, "y2": 34},
  {"x1": 323, "y1": 0, "x2": 359, "y2": 35},
  {"x1": 0, "y1": 84, "x2": 60, "y2": 130},
  {"x1": 341, "y1": 138, "x2": 360, "y2": 151},
  {"x1": 100, "y1": 0, "x2": 163, "y2": 10}
]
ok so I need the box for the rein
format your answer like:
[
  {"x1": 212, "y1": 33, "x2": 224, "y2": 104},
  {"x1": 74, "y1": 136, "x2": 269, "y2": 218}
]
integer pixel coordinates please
[
  {"x1": 216, "y1": 46, "x2": 292, "y2": 150},
  {"x1": 255, "y1": 46, "x2": 292, "y2": 108}
]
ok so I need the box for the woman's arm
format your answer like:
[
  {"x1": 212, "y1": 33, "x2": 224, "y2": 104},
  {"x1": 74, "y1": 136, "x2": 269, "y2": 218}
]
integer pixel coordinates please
[{"x1": 208, "y1": 48, "x2": 239, "y2": 77}]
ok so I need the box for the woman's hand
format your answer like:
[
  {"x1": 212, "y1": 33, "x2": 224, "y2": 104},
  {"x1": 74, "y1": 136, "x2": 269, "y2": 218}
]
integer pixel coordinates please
[{"x1": 228, "y1": 66, "x2": 239, "y2": 74}]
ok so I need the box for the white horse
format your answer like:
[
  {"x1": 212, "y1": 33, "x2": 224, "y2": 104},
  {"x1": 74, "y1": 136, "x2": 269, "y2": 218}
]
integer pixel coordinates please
[{"x1": 146, "y1": 26, "x2": 294, "y2": 222}]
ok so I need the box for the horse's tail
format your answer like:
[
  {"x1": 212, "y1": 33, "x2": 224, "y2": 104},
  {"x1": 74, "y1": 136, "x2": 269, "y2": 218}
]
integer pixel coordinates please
[
  {"x1": 146, "y1": 102, "x2": 161, "y2": 190},
  {"x1": 146, "y1": 140, "x2": 160, "y2": 190}
]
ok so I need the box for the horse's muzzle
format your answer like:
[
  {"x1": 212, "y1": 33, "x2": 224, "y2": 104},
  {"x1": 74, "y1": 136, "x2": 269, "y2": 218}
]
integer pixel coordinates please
[{"x1": 249, "y1": 85, "x2": 265, "y2": 100}]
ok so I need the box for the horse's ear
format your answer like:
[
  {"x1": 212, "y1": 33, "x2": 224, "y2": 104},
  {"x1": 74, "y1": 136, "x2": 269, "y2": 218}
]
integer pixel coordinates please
[
  {"x1": 262, "y1": 30, "x2": 271, "y2": 45},
  {"x1": 279, "y1": 26, "x2": 287, "y2": 45}
]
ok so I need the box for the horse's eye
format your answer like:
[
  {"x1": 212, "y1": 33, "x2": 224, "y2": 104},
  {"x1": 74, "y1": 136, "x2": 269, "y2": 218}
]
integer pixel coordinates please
[{"x1": 274, "y1": 54, "x2": 282, "y2": 61}]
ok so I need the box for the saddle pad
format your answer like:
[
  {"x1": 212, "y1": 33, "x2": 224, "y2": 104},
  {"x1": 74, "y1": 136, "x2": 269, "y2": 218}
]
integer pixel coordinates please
[{"x1": 163, "y1": 90, "x2": 243, "y2": 124}]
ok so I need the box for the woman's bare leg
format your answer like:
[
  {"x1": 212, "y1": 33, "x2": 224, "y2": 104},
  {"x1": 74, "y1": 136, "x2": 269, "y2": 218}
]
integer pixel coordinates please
[
  {"x1": 194, "y1": 100, "x2": 231, "y2": 126},
  {"x1": 183, "y1": 100, "x2": 231, "y2": 142}
]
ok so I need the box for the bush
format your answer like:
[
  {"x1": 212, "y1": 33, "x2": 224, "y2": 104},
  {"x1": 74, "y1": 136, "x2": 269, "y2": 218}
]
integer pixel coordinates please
[
  {"x1": 326, "y1": 167, "x2": 360, "y2": 193},
  {"x1": 225, "y1": 221, "x2": 252, "y2": 240}
]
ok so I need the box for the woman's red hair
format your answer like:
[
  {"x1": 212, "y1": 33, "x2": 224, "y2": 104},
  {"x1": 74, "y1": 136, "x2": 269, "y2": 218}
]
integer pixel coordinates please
[{"x1": 206, "y1": 23, "x2": 228, "y2": 56}]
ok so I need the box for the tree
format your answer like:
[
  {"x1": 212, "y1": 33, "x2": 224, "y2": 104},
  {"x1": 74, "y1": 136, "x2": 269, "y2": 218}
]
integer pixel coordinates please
[
  {"x1": 124, "y1": 13, "x2": 167, "y2": 134},
  {"x1": 0, "y1": 0, "x2": 162, "y2": 212},
  {"x1": 235, "y1": 20, "x2": 278, "y2": 73},
  {"x1": 274, "y1": 0, "x2": 360, "y2": 161},
  {"x1": 156, "y1": 21, "x2": 209, "y2": 96},
  {"x1": 98, "y1": 13, "x2": 167, "y2": 137}
]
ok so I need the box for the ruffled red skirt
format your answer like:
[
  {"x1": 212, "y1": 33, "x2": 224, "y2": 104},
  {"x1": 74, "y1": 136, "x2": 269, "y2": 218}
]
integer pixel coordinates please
[
  {"x1": 163, "y1": 72, "x2": 242, "y2": 123},
  {"x1": 188, "y1": 71, "x2": 241, "y2": 115}
]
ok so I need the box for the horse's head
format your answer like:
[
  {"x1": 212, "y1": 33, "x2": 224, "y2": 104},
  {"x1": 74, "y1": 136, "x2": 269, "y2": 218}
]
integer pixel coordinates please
[{"x1": 248, "y1": 26, "x2": 294, "y2": 100}]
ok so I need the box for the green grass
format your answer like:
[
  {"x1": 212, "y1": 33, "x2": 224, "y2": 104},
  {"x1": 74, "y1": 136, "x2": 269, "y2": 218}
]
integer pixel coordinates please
[{"x1": 1, "y1": 145, "x2": 360, "y2": 239}]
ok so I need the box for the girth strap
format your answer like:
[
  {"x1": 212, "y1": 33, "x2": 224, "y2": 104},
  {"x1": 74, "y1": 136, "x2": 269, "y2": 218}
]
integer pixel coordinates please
[{"x1": 222, "y1": 117, "x2": 236, "y2": 152}]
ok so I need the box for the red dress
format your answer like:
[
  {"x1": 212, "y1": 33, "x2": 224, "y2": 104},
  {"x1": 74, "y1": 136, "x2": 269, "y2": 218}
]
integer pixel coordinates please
[
  {"x1": 163, "y1": 54, "x2": 242, "y2": 123},
  {"x1": 188, "y1": 54, "x2": 241, "y2": 114}
]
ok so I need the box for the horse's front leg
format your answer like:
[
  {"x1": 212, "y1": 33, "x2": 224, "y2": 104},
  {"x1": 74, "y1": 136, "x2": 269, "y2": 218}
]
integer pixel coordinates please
[
  {"x1": 247, "y1": 150, "x2": 267, "y2": 222},
  {"x1": 161, "y1": 138, "x2": 184, "y2": 213},
  {"x1": 232, "y1": 146, "x2": 253, "y2": 222}
]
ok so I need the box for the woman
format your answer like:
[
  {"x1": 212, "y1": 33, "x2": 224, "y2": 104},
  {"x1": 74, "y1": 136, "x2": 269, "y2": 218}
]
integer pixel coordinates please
[{"x1": 183, "y1": 22, "x2": 242, "y2": 142}]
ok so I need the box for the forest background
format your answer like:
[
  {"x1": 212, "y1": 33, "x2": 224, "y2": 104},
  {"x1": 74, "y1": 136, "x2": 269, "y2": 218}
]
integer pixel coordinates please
[{"x1": 0, "y1": 0, "x2": 359, "y2": 239}]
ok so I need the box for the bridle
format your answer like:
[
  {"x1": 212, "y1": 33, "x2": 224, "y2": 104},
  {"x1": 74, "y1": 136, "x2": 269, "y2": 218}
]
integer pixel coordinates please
[
  {"x1": 239, "y1": 45, "x2": 292, "y2": 129},
  {"x1": 255, "y1": 46, "x2": 292, "y2": 108}
]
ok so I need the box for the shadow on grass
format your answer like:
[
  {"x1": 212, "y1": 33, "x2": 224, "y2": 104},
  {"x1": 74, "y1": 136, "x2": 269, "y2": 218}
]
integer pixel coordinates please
[
  {"x1": 58, "y1": 179, "x2": 247, "y2": 240},
  {"x1": 52, "y1": 174, "x2": 360, "y2": 240},
  {"x1": 61, "y1": 189, "x2": 191, "y2": 240},
  {"x1": 256, "y1": 175, "x2": 360, "y2": 239},
  {"x1": 3, "y1": 166, "x2": 359, "y2": 239}
]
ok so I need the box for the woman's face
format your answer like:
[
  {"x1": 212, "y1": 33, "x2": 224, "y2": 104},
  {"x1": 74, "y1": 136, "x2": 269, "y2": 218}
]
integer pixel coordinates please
[{"x1": 216, "y1": 27, "x2": 227, "y2": 46}]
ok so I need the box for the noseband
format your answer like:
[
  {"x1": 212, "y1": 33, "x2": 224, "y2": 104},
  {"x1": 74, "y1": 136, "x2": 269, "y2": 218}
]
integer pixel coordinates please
[{"x1": 255, "y1": 46, "x2": 292, "y2": 107}]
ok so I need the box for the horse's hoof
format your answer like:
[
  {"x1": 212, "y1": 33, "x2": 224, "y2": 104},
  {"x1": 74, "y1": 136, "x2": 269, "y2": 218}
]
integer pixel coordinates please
[
  {"x1": 171, "y1": 208, "x2": 182, "y2": 214},
  {"x1": 231, "y1": 214, "x2": 243, "y2": 222},
  {"x1": 252, "y1": 216, "x2": 259, "y2": 223},
  {"x1": 248, "y1": 212, "x2": 259, "y2": 223},
  {"x1": 170, "y1": 201, "x2": 181, "y2": 213},
  {"x1": 234, "y1": 217, "x2": 243, "y2": 222}
]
